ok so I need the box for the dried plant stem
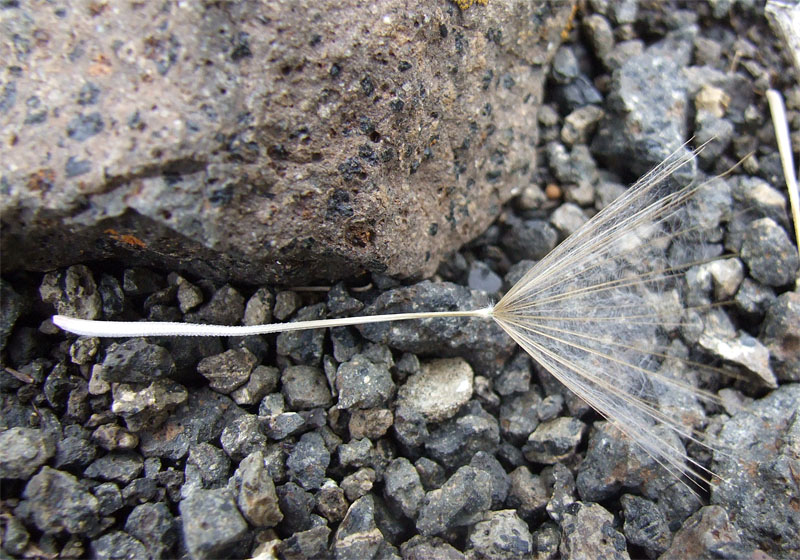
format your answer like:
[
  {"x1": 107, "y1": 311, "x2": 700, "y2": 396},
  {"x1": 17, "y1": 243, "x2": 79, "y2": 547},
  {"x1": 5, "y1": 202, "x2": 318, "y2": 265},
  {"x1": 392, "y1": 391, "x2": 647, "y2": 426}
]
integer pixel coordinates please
[{"x1": 52, "y1": 307, "x2": 494, "y2": 338}]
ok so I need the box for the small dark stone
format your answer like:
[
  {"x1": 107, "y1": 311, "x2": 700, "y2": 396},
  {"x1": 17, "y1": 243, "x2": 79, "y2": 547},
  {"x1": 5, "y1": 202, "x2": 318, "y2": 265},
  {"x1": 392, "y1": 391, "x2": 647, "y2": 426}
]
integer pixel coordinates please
[
  {"x1": 401, "y1": 535, "x2": 465, "y2": 560},
  {"x1": 122, "y1": 267, "x2": 164, "y2": 295},
  {"x1": 506, "y1": 466, "x2": 549, "y2": 520},
  {"x1": 761, "y1": 291, "x2": 800, "y2": 382},
  {"x1": 331, "y1": 495, "x2": 386, "y2": 559},
  {"x1": 93, "y1": 482, "x2": 123, "y2": 516},
  {"x1": 124, "y1": 502, "x2": 178, "y2": 560},
  {"x1": 383, "y1": 457, "x2": 425, "y2": 519},
  {"x1": 559, "y1": 502, "x2": 629, "y2": 560},
  {"x1": 16, "y1": 467, "x2": 100, "y2": 535},
  {"x1": 502, "y1": 218, "x2": 559, "y2": 262},
  {"x1": 495, "y1": 353, "x2": 532, "y2": 396},
  {"x1": 282, "y1": 365, "x2": 333, "y2": 410},
  {"x1": 0, "y1": 279, "x2": 26, "y2": 351},
  {"x1": 274, "y1": 290, "x2": 302, "y2": 320},
  {"x1": 185, "y1": 284, "x2": 245, "y2": 326},
  {"x1": 77, "y1": 81, "x2": 100, "y2": 105},
  {"x1": 0, "y1": 427, "x2": 55, "y2": 479},
  {"x1": 121, "y1": 477, "x2": 159, "y2": 505},
  {"x1": 186, "y1": 442, "x2": 230, "y2": 489},
  {"x1": 197, "y1": 348, "x2": 258, "y2": 394},
  {"x1": 231, "y1": 451, "x2": 283, "y2": 528},
  {"x1": 415, "y1": 457, "x2": 446, "y2": 491},
  {"x1": 277, "y1": 482, "x2": 316, "y2": 533},
  {"x1": 84, "y1": 450, "x2": 144, "y2": 484},
  {"x1": 467, "y1": 509, "x2": 533, "y2": 559},
  {"x1": 90, "y1": 531, "x2": 148, "y2": 560},
  {"x1": 287, "y1": 431, "x2": 330, "y2": 490},
  {"x1": 336, "y1": 354, "x2": 395, "y2": 409},
  {"x1": 102, "y1": 338, "x2": 176, "y2": 383},
  {"x1": 338, "y1": 437, "x2": 374, "y2": 469},
  {"x1": 316, "y1": 481, "x2": 348, "y2": 523},
  {"x1": 740, "y1": 218, "x2": 799, "y2": 286},
  {"x1": 179, "y1": 488, "x2": 249, "y2": 560},
  {"x1": 425, "y1": 401, "x2": 500, "y2": 469},
  {"x1": 417, "y1": 465, "x2": 493, "y2": 536},
  {"x1": 469, "y1": 451, "x2": 510, "y2": 509},
  {"x1": 230, "y1": 364, "x2": 279, "y2": 405},
  {"x1": 276, "y1": 304, "x2": 327, "y2": 365},
  {"x1": 620, "y1": 494, "x2": 671, "y2": 558},
  {"x1": 278, "y1": 525, "x2": 331, "y2": 560},
  {"x1": 220, "y1": 413, "x2": 267, "y2": 461},
  {"x1": 523, "y1": 417, "x2": 586, "y2": 464},
  {"x1": 264, "y1": 412, "x2": 306, "y2": 440}
]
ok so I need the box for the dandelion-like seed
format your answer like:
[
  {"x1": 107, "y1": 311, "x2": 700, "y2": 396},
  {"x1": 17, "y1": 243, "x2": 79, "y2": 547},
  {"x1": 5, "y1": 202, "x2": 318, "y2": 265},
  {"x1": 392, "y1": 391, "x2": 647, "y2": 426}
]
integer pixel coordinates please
[{"x1": 53, "y1": 143, "x2": 750, "y2": 491}]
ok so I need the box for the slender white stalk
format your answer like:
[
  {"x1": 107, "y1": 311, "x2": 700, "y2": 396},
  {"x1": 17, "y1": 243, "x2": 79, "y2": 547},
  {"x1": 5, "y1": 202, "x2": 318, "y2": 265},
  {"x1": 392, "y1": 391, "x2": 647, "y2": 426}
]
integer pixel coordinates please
[
  {"x1": 52, "y1": 307, "x2": 494, "y2": 338},
  {"x1": 766, "y1": 89, "x2": 800, "y2": 257}
]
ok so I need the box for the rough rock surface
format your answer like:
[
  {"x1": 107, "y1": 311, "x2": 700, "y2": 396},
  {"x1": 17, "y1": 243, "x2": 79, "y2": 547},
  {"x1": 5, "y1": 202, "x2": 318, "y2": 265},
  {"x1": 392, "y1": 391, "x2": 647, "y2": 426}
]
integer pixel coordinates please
[{"x1": 0, "y1": 0, "x2": 573, "y2": 285}]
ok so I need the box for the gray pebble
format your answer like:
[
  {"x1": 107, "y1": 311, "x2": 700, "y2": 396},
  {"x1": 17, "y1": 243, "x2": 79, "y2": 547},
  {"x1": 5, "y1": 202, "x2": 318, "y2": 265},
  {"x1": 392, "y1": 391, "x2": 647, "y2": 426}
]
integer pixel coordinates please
[
  {"x1": 84, "y1": 450, "x2": 143, "y2": 484},
  {"x1": 93, "y1": 482, "x2": 123, "y2": 516},
  {"x1": 338, "y1": 437, "x2": 374, "y2": 469},
  {"x1": 712, "y1": 384, "x2": 800, "y2": 558},
  {"x1": 220, "y1": 413, "x2": 267, "y2": 461},
  {"x1": 16, "y1": 467, "x2": 99, "y2": 535},
  {"x1": 179, "y1": 488, "x2": 250, "y2": 560},
  {"x1": 274, "y1": 290, "x2": 302, "y2": 320},
  {"x1": 620, "y1": 494, "x2": 671, "y2": 558},
  {"x1": 336, "y1": 354, "x2": 395, "y2": 409},
  {"x1": 316, "y1": 480, "x2": 349, "y2": 523},
  {"x1": 398, "y1": 357, "x2": 473, "y2": 422},
  {"x1": 282, "y1": 365, "x2": 333, "y2": 410},
  {"x1": 659, "y1": 505, "x2": 743, "y2": 560},
  {"x1": 39, "y1": 265, "x2": 102, "y2": 320},
  {"x1": 2, "y1": 513, "x2": 29, "y2": 555},
  {"x1": 583, "y1": 14, "x2": 615, "y2": 63},
  {"x1": 276, "y1": 482, "x2": 316, "y2": 533},
  {"x1": 341, "y1": 467, "x2": 376, "y2": 502},
  {"x1": 401, "y1": 535, "x2": 465, "y2": 560},
  {"x1": 734, "y1": 277, "x2": 775, "y2": 319},
  {"x1": 122, "y1": 268, "x2": 164, "y2": 296},
  {"x1": 277, "y1": 525, "x2": 331, "y2": 560},
  {"x1": 111, "y1": 379, "x2": 188, "y2": 432},
  {"x1": 138, "y1": 388, "x2": 241, "y2": 461},
  {"x1": 230, "y1": 364, "x2": 279, "y2": 405},
  {"x1": 523, "y1": 417, "x2": 586, "y2": 464},
  {"x1": 0, "y1": 427, "x2": 55, "y2": 479},
  {"x1": 546, "y1": 462, "x2": 578, "y2": 524},
  {"x1": 102, "y1": 338, "x2": 176, "y2": 384},
  {"x1": 415, "y1": 457, "x2": 446, "y2": 491},
  {"x1": 417, "y1": 465, "x2": 493, "y2": 536},
  {"x1": 186, "y1": 442, "x2": 230, "y2": 489},
  {"x1": 761, "y1": 291, "x2": 800, "y2": 381},
  {"x1": 740, "y1": 218, "x2": 799, "y2": 287},
  {"x1": 506, "y1": 466, "x2": 549, "y2": 520},
  {"x1": 331, "y1": 495, "x2": 388, "y2": 560},
  {"x1": 90, "y1": 531, "x2": 147, "y2": 560},
  {"x1": 287, "y1": 431, "x2": 330, "y2": 490},
  {"x1": 124, "y1": 502, "x2": 178, "y2": 560},
  {"x1": 185, "y1": 284, "x2": 245, "y2": 326},
  {"x1": 327, "y1": 282, "x2": 365, "y2": 317},
  {"x1": 530, "y1": 523, "x2": 560, "y2": 560},
  {"x1": 197, "y1": 348, "x2": 258, "y2": 394},
  {"x1": 425, "y1": 401, "x2": 500, "y2": 469},
  {"x1": 243, "y1": 286, "x2": 273, "y2": 325},
  {"x1": 174, "y1": 276, "x2": 204, "y2": 313},
  {"x1": 231, "y1": 451, "x2": 283, "y2": 528},
  {"x1": 331, "y1": 326, "x2": 362, "y2": 363},
  {"x1": 276, "y1": 303, "x2": 327, "y2": 365},
  {"x1": 384, "y1": 457, "x2": 425, "y2": 519},
  {"x1": 468, "y1": 260, "x2": 503, "y2": 294},
  {"x1": 502, "y1": 219, "x2": 559, "y2": 262},
  {"x1": 91, "y1": 423, "x2": 139, "y2": 451},
  {"x1": 470, "y1": 451, "x2": 510, "y2": 509},
  {"x1": 264, "y1": 412, "x2": 306, "y2": 440},
  {"x1": 495, "y1": 353, "x2": 531, "y2": 397},
  {"x1": 559, "y1": 502, "x2": 630, "y2": 560},
  {"x1": 547, "y1": 143, "x2": 599, "y2": 186},
  {"x1": 0, "y1": 279, "x2": 26, "y2": 351},
  {"x1": 121, "y1": 477, "x2": 159, "y2": 506},
  {"x1": 467, "y1": 509, "x2": 533, "y2": 559}
]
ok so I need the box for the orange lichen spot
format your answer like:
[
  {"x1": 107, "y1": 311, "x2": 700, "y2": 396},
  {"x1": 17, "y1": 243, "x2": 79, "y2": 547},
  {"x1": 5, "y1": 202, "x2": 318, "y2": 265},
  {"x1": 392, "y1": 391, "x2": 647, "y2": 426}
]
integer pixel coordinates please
[
  {"x1": 104, "y1": 229, "x2": 148, "y2": 249},
  {"x1": 27, "y1": 169, "x2": 55, "y2": 192},
  {"x1": 89, "y1": 54, "x2": 112, "y2": 76},
  {"x1": 455, "y1": 0, "x2": 487, "y2": 10},
  {"x1": 561, "y1": 2, "x2": 579, "y2": 40}
]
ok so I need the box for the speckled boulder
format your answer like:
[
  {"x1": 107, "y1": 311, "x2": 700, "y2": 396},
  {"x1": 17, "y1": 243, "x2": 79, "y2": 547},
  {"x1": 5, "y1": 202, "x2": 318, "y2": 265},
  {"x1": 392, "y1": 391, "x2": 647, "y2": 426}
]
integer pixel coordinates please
[{"x1": 0, "y1": 1, "x2": 573, "y2": 284}]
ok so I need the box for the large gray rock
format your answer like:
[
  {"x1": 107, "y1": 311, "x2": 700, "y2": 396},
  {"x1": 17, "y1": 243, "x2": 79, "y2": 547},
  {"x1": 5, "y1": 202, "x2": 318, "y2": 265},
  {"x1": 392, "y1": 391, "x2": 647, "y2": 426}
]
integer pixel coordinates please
[{"x1": 0, "y1": 1, "x2": 573, "y2": 285}]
